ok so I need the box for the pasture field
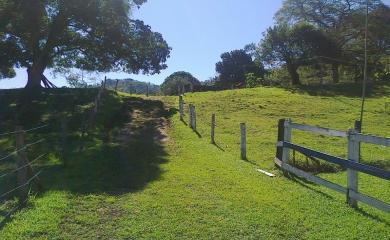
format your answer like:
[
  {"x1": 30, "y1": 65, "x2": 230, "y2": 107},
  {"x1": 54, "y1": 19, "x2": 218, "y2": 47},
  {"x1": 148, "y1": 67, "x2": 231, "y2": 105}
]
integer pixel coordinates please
[{"x1": 0, "y1": 86, "x2": 389, "y2": 239}]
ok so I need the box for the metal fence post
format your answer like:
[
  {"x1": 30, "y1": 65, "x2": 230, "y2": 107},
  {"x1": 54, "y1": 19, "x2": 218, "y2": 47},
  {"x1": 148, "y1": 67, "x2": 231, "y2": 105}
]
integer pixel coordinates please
[{"x1": 347, "y1": 128, "x2": 359, "y2": 207}]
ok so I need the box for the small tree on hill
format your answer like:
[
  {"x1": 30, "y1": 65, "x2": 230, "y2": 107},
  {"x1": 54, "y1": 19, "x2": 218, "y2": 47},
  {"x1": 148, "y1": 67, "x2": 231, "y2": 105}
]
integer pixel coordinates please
[
  {"x1": 161, "y1": 71, "x2": 200, "y2": 95},
  {"x1": 215, "y1": 49, "x2": 265, "y2": 89}
]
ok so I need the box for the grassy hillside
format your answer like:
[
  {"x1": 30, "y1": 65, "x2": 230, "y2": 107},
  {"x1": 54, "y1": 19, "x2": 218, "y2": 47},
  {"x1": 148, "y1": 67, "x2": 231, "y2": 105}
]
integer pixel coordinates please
[{"x1": 0, "y1": 87, "x2": 389, "y2": 239}]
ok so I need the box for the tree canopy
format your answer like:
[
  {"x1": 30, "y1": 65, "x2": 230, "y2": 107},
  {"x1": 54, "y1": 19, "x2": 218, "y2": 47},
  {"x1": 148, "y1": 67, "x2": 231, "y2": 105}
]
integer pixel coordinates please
[
  {"x1": 161, "y1": 71, "x2": 200, "y2": 95},
  {"x1": 0, "y1": 0, "x2": 171, "y2": 88},
  {"x1": 273, "y1": 0, "x2": 389, "y2": 84},
  {"x1": 215, "y1": 49, "x2": 265, "y2": 88},
  {"x1": 260, "y1": 23, "x2": 337, "y2": 85}
]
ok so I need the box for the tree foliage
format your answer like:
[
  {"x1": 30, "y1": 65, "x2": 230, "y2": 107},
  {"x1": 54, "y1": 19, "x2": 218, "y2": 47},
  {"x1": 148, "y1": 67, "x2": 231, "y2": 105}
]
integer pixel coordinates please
[
  {"x1": 215, "y1": 49, "x2": 265, "y2": 88},
  {"x1": 260, "y1": 23, "x2": 337, "y2": 85},
  {"x1": 0, "y1": 0, "x2": 171, "y2": 88},
  {"x1": 161, "y1": 71, "x2": 200, "y2": 95},
  {"x1": 274, "y1": 0, "x2": 389, "y2": 84}
]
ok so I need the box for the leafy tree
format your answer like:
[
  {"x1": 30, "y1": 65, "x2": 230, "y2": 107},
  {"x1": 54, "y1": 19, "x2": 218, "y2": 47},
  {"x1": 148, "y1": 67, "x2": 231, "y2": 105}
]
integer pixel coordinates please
[
  {"x1": 275, "y1": 0, "x2": 386, "y2": 83},
  {"x1": 0, "y1": 0, "x2": 171, "y2": 89},
  {"x1": 245, "y1": 73, "x2": 263, "y2": 88},
  {"x1": 260, "y1": 23, "x2": 337, "y2": 85},
  {"x1": 66, "y1": 74, "x2": 89, "y2": 88},
  {"x1": 161, "y1": 71, "x2": 200, "y2": 95},
  {"x1": 215, "y1": 49, "x2": 265, "y2": 88}
]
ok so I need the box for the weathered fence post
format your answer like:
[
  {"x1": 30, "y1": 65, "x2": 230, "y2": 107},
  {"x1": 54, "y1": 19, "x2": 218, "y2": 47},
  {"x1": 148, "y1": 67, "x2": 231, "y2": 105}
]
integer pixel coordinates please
[
  {"x1": 188, "y1": 104, "x2": 193, "y2": 129},
  {"x1": 179, "y1": 96, "x2": 184, "y2": 121},
  {"x1": 276, "y1": 119, "x2": 292, "y2": 163},
  {"x1": 211, "y1": 113, "x2": 215, "y2": 144},
  {"x1": 275, "y1": 119, "x2": 291, "y2": 175},
  {"x1": 240, "y1": 123, "x2": 247, "y2": 160},
  {"x1": 276, "y1": 119, "x2": 285, "y2": 163},
  {"x1": 283, "y1": 119, "x2": 292, "y2": 164},
  {"x1": 192, "y1": 105, "x2": 197, "y2": 131},
  {"x1": 146, "y1": 82, "x2": 150, "y2": 97},
  {"x1": 181, "y1": 85, "x2": 185, "y2": 96},
  {"x1": 347, "y1": 128, "x2": 359, "y2": 207},
  {"x1": 15, "y1": 126, "x2": 30, "y2": 204},
  {"x1": 103, "y1": 76, "x2": 107, "y2": 89},
  {"x1": 61, "y1": 117, "x2": 68, "y2": 166},
  {"x1": 115, "y1": 79, "x2": 119, "y2": 92}
]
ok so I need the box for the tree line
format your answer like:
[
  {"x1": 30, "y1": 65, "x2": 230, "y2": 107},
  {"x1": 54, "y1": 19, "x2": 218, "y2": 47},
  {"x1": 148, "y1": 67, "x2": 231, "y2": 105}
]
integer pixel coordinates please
[{"x1": 161, "y1": 0, "x2": 389, "y2": 94}]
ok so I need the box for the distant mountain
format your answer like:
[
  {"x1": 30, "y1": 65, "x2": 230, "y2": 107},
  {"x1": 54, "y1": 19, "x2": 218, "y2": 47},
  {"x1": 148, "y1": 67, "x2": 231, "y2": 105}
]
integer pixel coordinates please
[{"x1": 105, "y1": 78, "x2": 160, "y2": 95}]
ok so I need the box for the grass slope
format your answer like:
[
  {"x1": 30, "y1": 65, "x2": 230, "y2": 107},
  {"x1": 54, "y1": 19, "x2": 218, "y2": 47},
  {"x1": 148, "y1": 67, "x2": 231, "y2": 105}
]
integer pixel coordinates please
[{"x1": 0, "y1": 87, "x2": 389, "y2": 239}]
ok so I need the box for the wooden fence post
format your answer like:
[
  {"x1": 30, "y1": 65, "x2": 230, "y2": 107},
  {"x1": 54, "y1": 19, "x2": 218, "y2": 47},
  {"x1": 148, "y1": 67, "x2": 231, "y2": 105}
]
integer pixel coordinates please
[
  {"x1": 15, "y1": 126, "x2": 30, "y2": 204},
  {"x1": 240, "y1": 123, "x2": 247, "y2": 160},
  {"x1": 188, "y1": 104, "x2": 193, "y2": 129},
  {"x1": 276, "y1": 119, "x2": 286, "y2": 163},
  {"x1": 182, "y1": 85, "x2": 185, "y2": 96},
  {"x1": 146, "y1": 82, "x2": 150, "y2": 97},
  {"x1": 61, "y1": 117, "x2": 68, "y2": 166},
  {"x1": 115, "y1": 79, "x2": 119, "y2": 92},
  {"x1": 347, "y1": 128, "x2": 359, "y2": 207},
  {"x1": 211, "y1": 114, "x2": 215, "y2": 144},
  {"x1": 103, "y1": 76, "x2": 107, "y2": 89},
  {"x1": 179, "y1": 96, "x2": 184, "y2": 121},
  {"x1": 282, "y1": 119, "x2": 292, "y2": 164},
  {"x1": 192, "y1": 105, "x2": 197, "y2": 131}
]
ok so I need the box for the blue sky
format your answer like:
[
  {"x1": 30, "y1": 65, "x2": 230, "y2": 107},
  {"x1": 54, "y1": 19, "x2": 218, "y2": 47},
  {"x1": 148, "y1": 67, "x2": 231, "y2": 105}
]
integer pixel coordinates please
[
  {"x1": 1, "y1": 0, "x2": 389, "y2": 88},
  {"x1": 0, "y1": 0, "x2": 283, "y2": 88}
]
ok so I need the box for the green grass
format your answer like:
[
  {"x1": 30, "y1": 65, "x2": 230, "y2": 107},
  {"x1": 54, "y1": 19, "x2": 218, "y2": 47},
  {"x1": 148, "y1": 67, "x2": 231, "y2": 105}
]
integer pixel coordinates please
[{"x1": 0, "y1": 87, "x2": 389, "y2": 239}]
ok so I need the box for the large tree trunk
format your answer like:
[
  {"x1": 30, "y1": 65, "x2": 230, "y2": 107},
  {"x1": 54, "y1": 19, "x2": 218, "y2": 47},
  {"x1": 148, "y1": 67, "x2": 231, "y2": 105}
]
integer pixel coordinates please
[
  {"x1": 25, "y1": 67, "x2": 43, "y2": 89},
  {"x1": 332, "y1": 63, "x2": 340, "y2": 83},
  {"x1": 287, "y1": 64, "x2": 301, "y2": 85}
]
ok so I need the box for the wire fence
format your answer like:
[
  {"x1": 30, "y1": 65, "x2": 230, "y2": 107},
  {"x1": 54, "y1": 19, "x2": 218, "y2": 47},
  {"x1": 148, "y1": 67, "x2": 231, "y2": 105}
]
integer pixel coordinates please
[
  {"x1": 0, "y1": 80, "x2": 107, "y2": 226},
  {"x1": 0, "y1": 124, "x2": 47, "y2": 226}
]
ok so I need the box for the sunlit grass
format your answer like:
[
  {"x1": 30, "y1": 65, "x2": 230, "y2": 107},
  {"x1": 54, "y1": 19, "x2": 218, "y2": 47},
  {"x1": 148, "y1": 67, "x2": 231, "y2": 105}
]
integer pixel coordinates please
[{"x1": 0, "y1": 87, "x2": 389, "y2": 239}]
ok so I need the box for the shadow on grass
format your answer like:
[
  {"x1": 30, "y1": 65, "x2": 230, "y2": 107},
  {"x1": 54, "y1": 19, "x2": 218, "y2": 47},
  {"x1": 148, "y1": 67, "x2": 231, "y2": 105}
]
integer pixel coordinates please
[
  {"x1": 212, "y1": 143, "x2": 225, "y2": 152},
  {"x1": 284, "y1": 81, "x2": 390, "y2": 98},
  {"x1": 355, "y1": 207, "x2": 390, "y2": 227},
  {"x1": 289, "y1": 176, "x2": 334, "y2": 200},
  {"x1": 40, "y1": 96, "x2": 173, "y2": 195},
  {"x1": 0, "y1": 91, "x2": 174, "y2": 227},
  {"x1": 289, "y1": 174, "x2": 389, "y2": 225}
]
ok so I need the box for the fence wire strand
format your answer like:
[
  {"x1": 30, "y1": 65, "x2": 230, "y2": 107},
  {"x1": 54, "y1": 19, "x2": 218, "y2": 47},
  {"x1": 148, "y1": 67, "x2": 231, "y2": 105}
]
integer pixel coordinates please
[
  {"x1": 0, "y1": 124, "x2": 49, "y2": 137},
  {"x1": 0, "y1": 139, "x2": 45, "y2": 162},
  {"x1": 0, "y1": 170, "x2": 43, "y2": 200},
  {"x1": 0, "y1": 153, "x2": 47, "y2": 179}
]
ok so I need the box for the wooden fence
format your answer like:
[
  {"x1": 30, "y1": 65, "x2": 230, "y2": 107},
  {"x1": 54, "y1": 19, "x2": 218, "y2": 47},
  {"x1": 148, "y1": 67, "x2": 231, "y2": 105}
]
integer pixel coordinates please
[{"x1": 275, "y1": 118, "x2": 390, "y2": 212}]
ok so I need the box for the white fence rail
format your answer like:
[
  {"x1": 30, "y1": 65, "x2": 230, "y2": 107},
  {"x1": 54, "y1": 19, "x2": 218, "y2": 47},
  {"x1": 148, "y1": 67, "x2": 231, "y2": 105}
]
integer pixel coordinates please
[{"x1": 275, "y1": 119, "x2": 390, "y2": 213}]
